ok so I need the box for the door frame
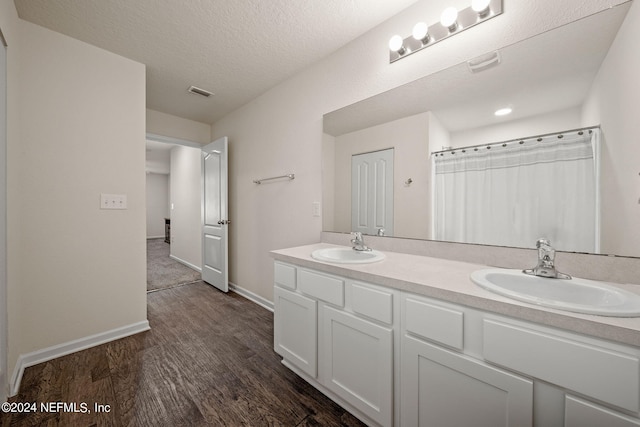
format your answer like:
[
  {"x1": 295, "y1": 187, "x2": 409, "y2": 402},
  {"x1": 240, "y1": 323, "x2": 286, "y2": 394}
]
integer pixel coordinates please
[
  {"x1": 1, "y1": 28, "x2": 8, "y2": 403},
  {"x1": 144, "y1": 132, "x2": 203, "y2": 280}
]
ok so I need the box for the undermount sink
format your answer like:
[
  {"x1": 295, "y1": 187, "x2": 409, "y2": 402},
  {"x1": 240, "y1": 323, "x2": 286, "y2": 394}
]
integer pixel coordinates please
[
  {"x1": 471, "y1": 269, "x2": 640, "y2": 317},
  {"x1": 311, "y1": 247, "x2": 385, "y2": 264}
]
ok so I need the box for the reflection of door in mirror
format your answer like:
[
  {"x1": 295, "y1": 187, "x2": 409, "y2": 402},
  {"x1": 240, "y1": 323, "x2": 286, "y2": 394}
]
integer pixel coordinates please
[{"x1": 352, "y1": 149, "x2": 394, "y2": 237}]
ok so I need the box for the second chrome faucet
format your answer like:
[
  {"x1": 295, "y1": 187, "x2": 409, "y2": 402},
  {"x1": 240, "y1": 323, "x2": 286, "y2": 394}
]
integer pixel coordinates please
[{"x1": 523, "y1": 238, "x2": 571, "y2": 279}]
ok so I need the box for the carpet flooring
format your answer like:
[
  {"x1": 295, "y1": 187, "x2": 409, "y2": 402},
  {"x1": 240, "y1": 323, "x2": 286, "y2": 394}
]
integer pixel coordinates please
[{"x1": 146, "y1": 238, "x2": 201, "y2": 292}]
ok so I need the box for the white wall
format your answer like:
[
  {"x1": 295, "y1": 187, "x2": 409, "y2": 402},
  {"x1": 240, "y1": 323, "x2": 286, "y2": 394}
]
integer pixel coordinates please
[
  {"x1": 147, "y1": 109, "x2": 211, "y2": 145},
  {"x1": 427, "y1": 112, "x2": 450, "y2": 154},
  {"x1": 582, "y1": 0, "x2": 640, "y2": 256},
  {"x1": 2, "y1": 1, "x2": 147, "y2": 388},
  {"x1": 450, "y1": 107, "x2": 583, "y2": 147},
  {"x1": 332, "y1": 113, "x2": 430, "y2": 239},
  {"x1": 321, "y1": 132, "x2": 335, "y2": 231},
  {"x1": 169, "y1": 146, "x2": 202, "y2": 270},
  {"x1": 211, "y1": 0, "x2": 623, "y2": 302},
  {"x1": 0, "y1": 0, "x2": 18, "y2": 400},
  {"x1": 146, "y1": 173, "x2": 169, "y2": 239}
]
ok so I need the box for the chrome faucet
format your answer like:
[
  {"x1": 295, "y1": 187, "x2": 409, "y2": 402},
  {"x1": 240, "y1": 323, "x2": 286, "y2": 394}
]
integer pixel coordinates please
[
  {"x1": 351, "y1": 232, "x2": 371, "y2": 252},
  {"x1": 523, "y1": 238, "x2": 571, "y2": 279}
]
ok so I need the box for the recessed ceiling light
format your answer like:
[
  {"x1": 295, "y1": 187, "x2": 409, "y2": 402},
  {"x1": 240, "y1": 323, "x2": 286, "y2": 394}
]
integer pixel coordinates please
[{"x1": 495, "y1": 107, "x2": 513, "y2": 116}]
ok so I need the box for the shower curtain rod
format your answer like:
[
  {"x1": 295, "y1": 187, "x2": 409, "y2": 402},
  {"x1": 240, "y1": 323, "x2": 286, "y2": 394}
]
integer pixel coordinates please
[{"x1": 431, "y1": 125, "x2": 600, "y2": 156}]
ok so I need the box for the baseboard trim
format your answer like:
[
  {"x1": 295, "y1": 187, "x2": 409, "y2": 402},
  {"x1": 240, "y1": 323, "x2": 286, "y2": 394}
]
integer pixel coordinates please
[
  {"x1": 229, "y1": 282, "x2": 274, "y2": 312},
  {"x1": 169, "y1": 254, "x2": 202, "y2": 273},
  {"x1": 9, "y1": 320, "x2": 150, "y2": 397},
  {"x1": 147, "y1": 236, "x2": 165, "y2": 240}
]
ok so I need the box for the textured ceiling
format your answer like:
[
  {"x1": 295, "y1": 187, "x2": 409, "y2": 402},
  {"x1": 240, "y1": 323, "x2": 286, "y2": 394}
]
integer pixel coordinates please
[{"x1": 14, "y1": 0, "x2": 418, "y2": 124}]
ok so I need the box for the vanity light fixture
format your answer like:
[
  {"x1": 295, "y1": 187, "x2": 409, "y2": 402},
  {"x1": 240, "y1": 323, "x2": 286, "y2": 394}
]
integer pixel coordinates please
[
  {"x1": 494, "y1": 107, "x2": 513, "y2": 116},
  {"x1": 389, "y1": 0, "x2": 503, "y2": 63}
]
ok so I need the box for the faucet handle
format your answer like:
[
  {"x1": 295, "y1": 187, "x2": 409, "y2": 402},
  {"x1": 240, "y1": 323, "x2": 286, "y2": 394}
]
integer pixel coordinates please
[
  {"x1": 536, "y1": 238, "x2": 551, "y2": 249},
  {"x1": 351, "y1": 231, "x2": 362, "y2": 240}
]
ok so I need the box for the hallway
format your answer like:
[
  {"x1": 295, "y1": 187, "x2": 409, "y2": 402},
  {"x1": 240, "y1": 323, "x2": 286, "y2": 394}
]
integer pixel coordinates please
[{"x1": 146, "y1": 238, "x2": 201, "y2": 292}]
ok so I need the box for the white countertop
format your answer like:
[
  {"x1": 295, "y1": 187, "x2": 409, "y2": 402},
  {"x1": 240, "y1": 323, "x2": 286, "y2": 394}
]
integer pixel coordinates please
[{"x1": 271, "y1": 243, "x2": 640, "y2": 347}]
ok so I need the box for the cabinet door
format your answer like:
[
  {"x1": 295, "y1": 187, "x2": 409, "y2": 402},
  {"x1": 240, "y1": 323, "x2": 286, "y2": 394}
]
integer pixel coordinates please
[
  {"x1": 401, "y1": 335, "x2": 533, "y2": 427},
  {"x1": 565, "y1": 396, "x2": 640, "y2": 427},
  {"x1": 323, "y1": 306, "x2": 393, "y2": 427},
  {"x1": 274, "y1": 287, "x2": 317, "y2": 377}
]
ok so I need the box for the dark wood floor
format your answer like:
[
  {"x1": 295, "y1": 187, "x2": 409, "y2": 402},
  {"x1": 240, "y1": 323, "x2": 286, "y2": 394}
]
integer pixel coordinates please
[{"x1": 2, "y1": 282, "x2": 365, "y2": 427}]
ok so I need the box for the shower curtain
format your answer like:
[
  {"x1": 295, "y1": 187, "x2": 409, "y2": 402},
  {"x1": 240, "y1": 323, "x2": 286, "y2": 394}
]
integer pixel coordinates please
[{"x1": 432, "y1": 128, "x2": 600, "y2": 253}]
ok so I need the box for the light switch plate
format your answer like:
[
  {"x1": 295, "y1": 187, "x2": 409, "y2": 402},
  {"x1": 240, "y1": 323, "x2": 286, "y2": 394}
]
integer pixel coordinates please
[{"x1": 101, "y1": 193, "x2": 127, "y2": 210}]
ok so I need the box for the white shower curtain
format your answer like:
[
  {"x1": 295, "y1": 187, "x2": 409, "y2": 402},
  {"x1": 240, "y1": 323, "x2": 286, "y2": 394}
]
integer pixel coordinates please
[{"x1": 432, "y1": 128, "x2": 600, "y2": 253}]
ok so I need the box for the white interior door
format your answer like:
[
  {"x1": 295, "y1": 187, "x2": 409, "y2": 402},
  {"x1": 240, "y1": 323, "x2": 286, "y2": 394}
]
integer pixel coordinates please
[
  {"x1": 351, "y1": 148, "x2": 394, "y2": 236},
  {"x1": 201, "y1": 137, "x2": 229, "y2": 292}
]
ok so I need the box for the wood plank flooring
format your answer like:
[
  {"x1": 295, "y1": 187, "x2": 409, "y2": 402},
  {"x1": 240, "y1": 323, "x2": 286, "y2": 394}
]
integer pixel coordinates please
[{"x1": 2, "y1": 282, "x2": 366, "y2": 426}]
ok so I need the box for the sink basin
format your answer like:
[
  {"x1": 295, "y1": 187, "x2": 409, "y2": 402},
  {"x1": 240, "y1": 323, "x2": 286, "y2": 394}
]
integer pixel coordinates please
[
  {"x1": 471, "y1": 269, "x2": 640, "y2": 317},
  {"x1": 311, "y1": 247, "x2": 385, "y2": 264}
]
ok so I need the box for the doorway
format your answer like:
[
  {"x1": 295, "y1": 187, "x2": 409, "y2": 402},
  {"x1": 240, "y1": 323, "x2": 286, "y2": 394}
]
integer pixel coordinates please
[{"x1": 145, "y1": 135, "x2": 202, "y2": 293}]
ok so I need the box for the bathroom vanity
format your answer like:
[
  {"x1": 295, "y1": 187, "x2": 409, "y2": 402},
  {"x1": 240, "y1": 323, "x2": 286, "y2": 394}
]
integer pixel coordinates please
[{"x1": 271, "y1": 243, "x2": 640, "y2": 427}]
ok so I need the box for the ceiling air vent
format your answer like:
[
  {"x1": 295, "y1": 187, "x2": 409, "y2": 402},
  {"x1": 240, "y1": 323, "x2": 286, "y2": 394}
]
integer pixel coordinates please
[
  {"x1": 188, "y1": 85, "x2": 213, "y2": 97},
  {"x1": 467, "y1": 51, "x2": 501, "y2": 73}
]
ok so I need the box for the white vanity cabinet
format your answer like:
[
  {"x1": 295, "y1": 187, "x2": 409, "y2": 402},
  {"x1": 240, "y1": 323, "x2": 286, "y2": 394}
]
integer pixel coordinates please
[
  {"x1": 400, "y1": 294, "x2": 533, "y2": 427},
  {"x1": 482, "y1": 316, "x2": 640, "y2": 427},
  {"x1": 273, "y1": 261, "x2": 396, "y2": 427},
  {"x1": 564, "y1": 396, "x2": 640, "y2": 427},
  {"x1": 273, "y1": 258, "x2": 640, "y2": 427}
]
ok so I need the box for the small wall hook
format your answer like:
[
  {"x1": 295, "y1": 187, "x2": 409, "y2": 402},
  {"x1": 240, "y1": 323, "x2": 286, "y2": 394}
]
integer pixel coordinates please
[{"x1": 405, "y1": 178, "x2": 413, "y2": 185}]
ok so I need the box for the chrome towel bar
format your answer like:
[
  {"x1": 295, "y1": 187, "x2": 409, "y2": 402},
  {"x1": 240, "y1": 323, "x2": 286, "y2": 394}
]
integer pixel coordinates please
[{"x1": 253, "y1": 174, "x2": 295, "y2": 184}]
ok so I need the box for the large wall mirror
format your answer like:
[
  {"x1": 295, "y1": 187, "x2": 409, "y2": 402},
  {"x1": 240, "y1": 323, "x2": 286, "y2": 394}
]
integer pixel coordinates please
[{"x1": 322, "y1": 1, "x2": 640, "y2": 258}]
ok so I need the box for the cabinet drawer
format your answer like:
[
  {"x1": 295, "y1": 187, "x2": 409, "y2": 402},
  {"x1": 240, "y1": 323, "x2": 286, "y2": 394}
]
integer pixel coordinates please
[
  {"x1": 298, "y1": 269, "x2": 344, "y2": 307},
  {"x1": 274, "y1": 262, "x2": 297, "y2": 290},
  {"x1": 351, "y1": 282, "x2": 393, "y2": 325},
  {"x1": 404, "y1": 296, "x2": 464, "y2": 350},
  {"x1": 565, "y1": 396, "x2": 640, "y2": 427},
  {"x1": 483, "y1": 319, "x2": 640, "y2": 412}
]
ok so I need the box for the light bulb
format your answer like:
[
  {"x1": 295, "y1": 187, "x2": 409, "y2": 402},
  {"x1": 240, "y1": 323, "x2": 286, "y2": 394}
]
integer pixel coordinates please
[
  {"x1": 494, "y1": 107, "x2": 513, "y2": 116},
  {"x1": 440, "y1": 7, "x2": 458, "y2": 31},
  {"x1": 412, "y1": 22, "x2": 430, "y2": 44},
  {"x1": 472, "y1": 0, "x2": 491, "y2": 16},
  {"x1": 388, "y1": 35, "x2": 406, "y2": 54}
]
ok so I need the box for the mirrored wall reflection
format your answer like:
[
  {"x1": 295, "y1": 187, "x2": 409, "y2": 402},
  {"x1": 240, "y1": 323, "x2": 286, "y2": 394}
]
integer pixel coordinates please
[
  {"x1": 322, "y1": 2, "x2": 640, "y2": 258},
  {"x1": 432, "y1": 127, "x2": 600, "y2": 254}
]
